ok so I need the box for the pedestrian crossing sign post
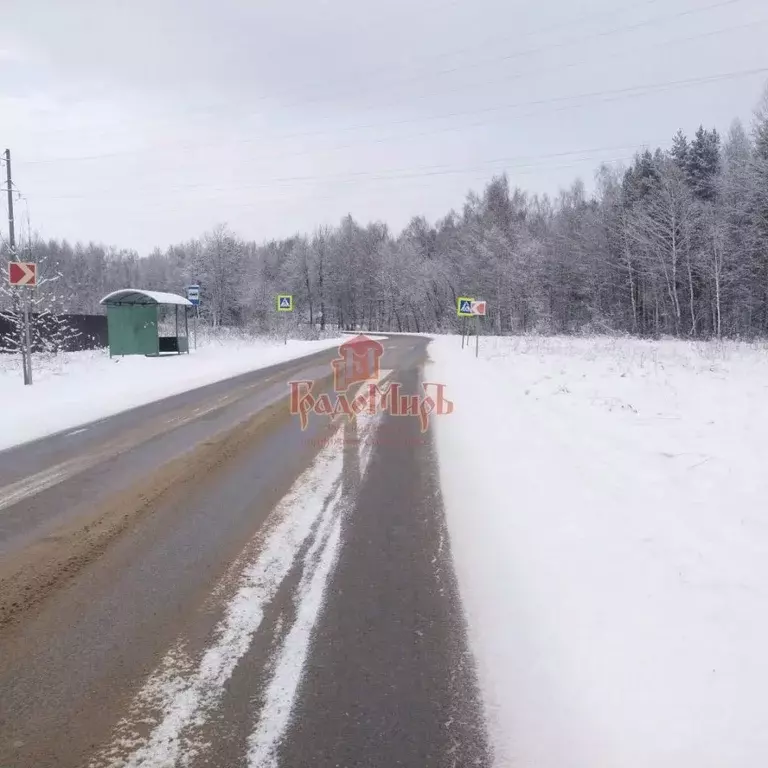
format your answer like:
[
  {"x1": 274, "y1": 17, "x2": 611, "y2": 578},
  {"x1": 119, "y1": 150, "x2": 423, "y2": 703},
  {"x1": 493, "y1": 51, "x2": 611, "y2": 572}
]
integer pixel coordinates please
[
  {"x1": 277, "y1": 295, "x2": 293, "y2": 345},
  {"x1": 458, "y1": 297, "x2": 473, "y2": 350},
  {"x1": 457, "y1": 297, "x2": 486, "y2": 356},
  {"x1": 457, "y1": 297, "x2": 474, "y2": 317}
]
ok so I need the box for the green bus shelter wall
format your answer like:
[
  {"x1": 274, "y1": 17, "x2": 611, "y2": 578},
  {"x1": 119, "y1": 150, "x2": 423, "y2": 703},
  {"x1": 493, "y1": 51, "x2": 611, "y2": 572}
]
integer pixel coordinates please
[{"x1": 106, "y1": 304, "x2": 159, "y2": 356}]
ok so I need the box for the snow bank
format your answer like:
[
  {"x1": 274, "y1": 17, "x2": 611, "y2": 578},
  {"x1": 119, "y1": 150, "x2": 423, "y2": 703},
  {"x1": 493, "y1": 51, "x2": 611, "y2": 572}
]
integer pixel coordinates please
[
  {"x1": 429, "y1": 334, "x2": 768, "y2": 768},
  {"x1": 0, "y1": 332, "x2": 349, "y2": 451}
]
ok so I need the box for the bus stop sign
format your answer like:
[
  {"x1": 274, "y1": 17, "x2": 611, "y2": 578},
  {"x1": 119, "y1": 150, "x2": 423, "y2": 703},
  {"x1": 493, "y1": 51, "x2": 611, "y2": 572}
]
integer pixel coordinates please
[{"x1": 187, "y1": 285, "x2": 200, "y2": 306}]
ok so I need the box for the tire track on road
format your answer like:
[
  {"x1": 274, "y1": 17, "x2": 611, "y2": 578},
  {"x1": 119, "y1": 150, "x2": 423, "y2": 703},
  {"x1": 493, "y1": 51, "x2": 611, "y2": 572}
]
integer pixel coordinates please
[
  {"x1": 89, "y1": 406, "x2": 384, "y2": 768},
  {"x1": 0, "y1": 394, "x2": 292, "y2": 628}
]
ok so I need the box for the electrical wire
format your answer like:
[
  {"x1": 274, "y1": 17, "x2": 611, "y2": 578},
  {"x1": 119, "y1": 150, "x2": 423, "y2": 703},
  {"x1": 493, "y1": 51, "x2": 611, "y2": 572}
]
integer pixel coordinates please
[
  {"x1": 237, "y1": 66, "x2": 768, "y2": 145},
  {"x1": 8, "y1": 0, "x2": 676, "y2": 142},
  {"x1": 41, "y1": 156, "x2": 639, "y2": 219},
  {"x1": 32, "y1": 152, "x2": 641, "y2": 204},
  {"x1": 267, "y1": 15, "x2": 768, "y2": 136},
  {"x1": 31, "y1": 144, "x2": 655, "y2": 200},
  {"x1": 20, "y1": 62, "x2": 768, "y2": 169},
  {"x1": 17, "y1": 0, "x2": 756, "y2": 146},
  {"x1": 156, "y1": 0, "x2": 680, "y2": 117},
  {"x1": 259, "y1": 0, "x2": 752, "y2": 114}
]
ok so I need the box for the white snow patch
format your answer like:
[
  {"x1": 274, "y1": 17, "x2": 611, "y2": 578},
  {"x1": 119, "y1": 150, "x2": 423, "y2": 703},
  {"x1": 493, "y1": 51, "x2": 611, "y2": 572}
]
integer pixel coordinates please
[
  {"x1": 91, "y1": 383, "x2": 387, "y2": 768},
  {"x1": 429, "y1": 334, "x2": 768, "y2": 768},
  {"x1": 247, "y1": 403, "x2": 385, "y2": 765},
  {"x1": 90, "y1": 436, "x2": 344, "y2": 768},
  {"x1": 100, "y1": 288, "x2": 192, "y2": 307},
  {"x1": 0, "y1": 334, "x2": 349, "y2": 451},
  {"x1": 248, "y1": 494, "x2": 343, "y2": 768},
  {"x1": 0, "y1": 462, "x2": 78, "y2": 512}
]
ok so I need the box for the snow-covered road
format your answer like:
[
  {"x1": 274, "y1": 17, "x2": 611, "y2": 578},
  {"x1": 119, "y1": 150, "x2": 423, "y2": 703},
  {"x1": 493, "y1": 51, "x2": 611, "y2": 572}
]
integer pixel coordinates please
[
  {"x1": 429, "y1": 334, "x2": 768, "y2": 768},
  {"x1": 0, "y1": 333, "x2": 349, "y2": 451}
]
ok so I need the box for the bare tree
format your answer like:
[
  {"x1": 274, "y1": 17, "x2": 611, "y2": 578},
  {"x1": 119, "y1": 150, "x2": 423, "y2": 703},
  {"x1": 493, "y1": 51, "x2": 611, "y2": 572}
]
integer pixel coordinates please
[{"x1": 12, "y1": 79, "x2": 768, "y2": 342}]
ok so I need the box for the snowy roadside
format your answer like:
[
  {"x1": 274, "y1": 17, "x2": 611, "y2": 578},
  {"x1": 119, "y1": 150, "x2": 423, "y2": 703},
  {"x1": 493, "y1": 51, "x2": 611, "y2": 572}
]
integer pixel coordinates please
[
  {"x1": 0, "y1": 333, "x2": 350, "y2": 451},
  {"x1": 429, "y1": 334, "x2": 768, "y2": 768}
]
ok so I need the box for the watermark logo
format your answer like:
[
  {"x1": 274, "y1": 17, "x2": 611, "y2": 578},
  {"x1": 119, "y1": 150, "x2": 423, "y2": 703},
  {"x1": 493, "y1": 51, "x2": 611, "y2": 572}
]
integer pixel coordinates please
[
  {"x1": 331, "y1": 334, "x2": 384, "y2": 391},
  {"x1": 289, "y1": 334, "x2": 453, "y2": 432}
]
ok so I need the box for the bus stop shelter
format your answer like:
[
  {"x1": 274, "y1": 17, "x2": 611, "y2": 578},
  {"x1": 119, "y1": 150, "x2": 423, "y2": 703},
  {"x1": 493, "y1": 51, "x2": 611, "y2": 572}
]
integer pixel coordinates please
[{"x1": 100, "y1": 289, "x2": 192, "y2": 357}]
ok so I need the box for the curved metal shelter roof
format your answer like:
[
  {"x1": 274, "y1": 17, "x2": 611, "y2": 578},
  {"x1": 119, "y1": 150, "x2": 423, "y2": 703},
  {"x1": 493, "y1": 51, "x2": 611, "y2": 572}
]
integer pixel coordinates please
[{"x1": 100, "y1": 289, "x2": 193, "y2": 307}]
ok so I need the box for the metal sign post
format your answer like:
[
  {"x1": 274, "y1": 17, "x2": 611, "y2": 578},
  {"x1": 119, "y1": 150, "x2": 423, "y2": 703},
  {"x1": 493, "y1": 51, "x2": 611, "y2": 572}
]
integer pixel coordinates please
[
  {"x1": 186, "y1": 285, "x2": 200, "y2": 349},
  {"x1": 277, "y1": 294, "x2": 293, "y2": 345},
  {"x1": 23, "y1": 290, "x2": 32, "y2": 382},
  {"x1": 468, "y1": 300, "x2": 487, "y2": 359},
  {"x1": 457, "y1": 297, "x2": 473, "y2": 349},
  {"x1": 8, "y1": 261, "x2": 37, "y2": 385},
  {"x1": 14, "y1": 290, "x2": 28, "y2": 384}
]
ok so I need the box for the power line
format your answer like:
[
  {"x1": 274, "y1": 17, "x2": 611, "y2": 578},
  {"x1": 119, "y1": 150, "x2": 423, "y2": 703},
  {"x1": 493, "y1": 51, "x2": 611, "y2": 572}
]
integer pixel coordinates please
[
  {"x1": 38, "y1": 156, "x2": 640, "y2": 218},
  {"x1": 234, "y1": 65, "x2": 768, "y2": 146},
  {"x1": 17, "y1": 63, "x2": 765, "y2": 209},
  {"x1": 233, "y1": 66, "x2": 768, "y2": 165},
  {"x1": 382, "y1": 0, "x2": 670, "y2": 69},
  {"x1": 262, "y1": 0, "x2": 751, "y2": 114},
  {"x1": 273, "y1": 15, "x2": 768, "y2": 136},
  {"x1": 20, "y1": 62, "x2": 768, "y2": 170},
  {"x1": 30, "y1": 143, "x2": 656, "y2": 200},
  {"x1": 184, "y1": 0, "x2": 677, "y2": 114},
  {"x1": 30, "y1": 153, "x2": 642, "y2": 207},
  {"x1": 14, "y1": 0, "x2": 676, "y2": 141},
  {"x1": 17, "y1": 0, "x2": 756, "y2": 147}
]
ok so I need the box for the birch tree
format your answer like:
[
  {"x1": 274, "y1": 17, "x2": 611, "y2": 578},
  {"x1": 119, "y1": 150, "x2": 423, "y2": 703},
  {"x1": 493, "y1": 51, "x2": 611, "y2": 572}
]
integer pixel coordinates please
[{"x1": 10, "y1": 79, "x2": 768, "y2": 341}]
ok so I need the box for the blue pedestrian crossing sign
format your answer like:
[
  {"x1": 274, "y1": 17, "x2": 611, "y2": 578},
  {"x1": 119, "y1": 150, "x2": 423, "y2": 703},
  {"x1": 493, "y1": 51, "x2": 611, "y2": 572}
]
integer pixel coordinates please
[
  {"x1": 277, "y1": 294, "x2": 293, "y2": 312},
  {"x1": 457, "y1": 297, "x2": 474, "y2": 317}
]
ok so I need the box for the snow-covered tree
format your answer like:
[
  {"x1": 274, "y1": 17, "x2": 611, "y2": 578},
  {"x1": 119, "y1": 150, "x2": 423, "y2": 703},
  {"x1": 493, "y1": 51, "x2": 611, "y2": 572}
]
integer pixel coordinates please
[
  {"x1": 10, "y1": 79, "x2": 768, "y2": 341},
  {"x1": 0, "y1": 244, "x2": 82, "y2": 360}
]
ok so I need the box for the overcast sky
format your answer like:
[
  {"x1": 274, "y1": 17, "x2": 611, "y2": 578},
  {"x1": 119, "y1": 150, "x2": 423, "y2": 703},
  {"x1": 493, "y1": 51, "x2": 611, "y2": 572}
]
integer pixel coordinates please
[{"x1": 2, "y1": 0, "x2": 767, "y2": 253}]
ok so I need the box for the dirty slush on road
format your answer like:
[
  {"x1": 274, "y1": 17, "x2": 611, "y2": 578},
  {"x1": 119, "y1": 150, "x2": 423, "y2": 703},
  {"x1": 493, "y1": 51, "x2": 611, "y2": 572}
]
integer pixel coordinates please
[{"x1": 0, "y1": 337, "x2": 490, "y2": 768}]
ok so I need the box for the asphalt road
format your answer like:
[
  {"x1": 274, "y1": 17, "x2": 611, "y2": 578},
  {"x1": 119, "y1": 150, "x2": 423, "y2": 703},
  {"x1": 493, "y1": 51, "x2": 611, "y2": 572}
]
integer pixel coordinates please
[{"x1": 0, "y1": 335, "x2": 489, "y2": 768}]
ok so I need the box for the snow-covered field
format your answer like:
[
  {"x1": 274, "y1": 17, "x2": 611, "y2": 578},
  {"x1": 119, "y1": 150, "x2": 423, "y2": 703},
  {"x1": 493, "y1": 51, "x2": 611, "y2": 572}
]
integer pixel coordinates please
[
  {"x1": 429, "y1": 335, "x2": 768, "y2": 768},
  {"x1": 0, "y1": 332, "x2": 349, "y2": 451}
]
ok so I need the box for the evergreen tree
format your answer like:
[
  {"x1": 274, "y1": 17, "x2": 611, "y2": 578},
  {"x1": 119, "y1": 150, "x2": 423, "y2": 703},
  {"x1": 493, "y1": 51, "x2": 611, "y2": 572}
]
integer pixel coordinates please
[
  {"x1": 687, "y1": 126, "x2": 721, "y2": 202},
  {"x1": 671, "y1": 129, "x2": 689, "y2": 172}
]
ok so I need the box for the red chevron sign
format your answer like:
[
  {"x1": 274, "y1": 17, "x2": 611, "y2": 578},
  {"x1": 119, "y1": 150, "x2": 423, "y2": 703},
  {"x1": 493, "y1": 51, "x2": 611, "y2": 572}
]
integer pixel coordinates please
[{"x1": 8, "y1": 262, "x2": 37, "y2": 286}]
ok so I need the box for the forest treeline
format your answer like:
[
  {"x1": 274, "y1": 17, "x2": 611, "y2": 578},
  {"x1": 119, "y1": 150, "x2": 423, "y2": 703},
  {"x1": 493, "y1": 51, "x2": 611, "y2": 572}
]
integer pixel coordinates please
[{"x1": 4, "y1": 87, "x2": 768, "y2": 339}]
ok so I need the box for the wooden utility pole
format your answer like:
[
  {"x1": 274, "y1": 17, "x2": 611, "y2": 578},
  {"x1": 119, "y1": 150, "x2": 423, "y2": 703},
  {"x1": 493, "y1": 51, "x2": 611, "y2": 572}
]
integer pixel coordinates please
[
  {"x1": 5, "y1": 149, "x2": 32, "y2": 385},
  {"x1": 5, "y1": 150, "x2": 15, "y2": 247}
]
